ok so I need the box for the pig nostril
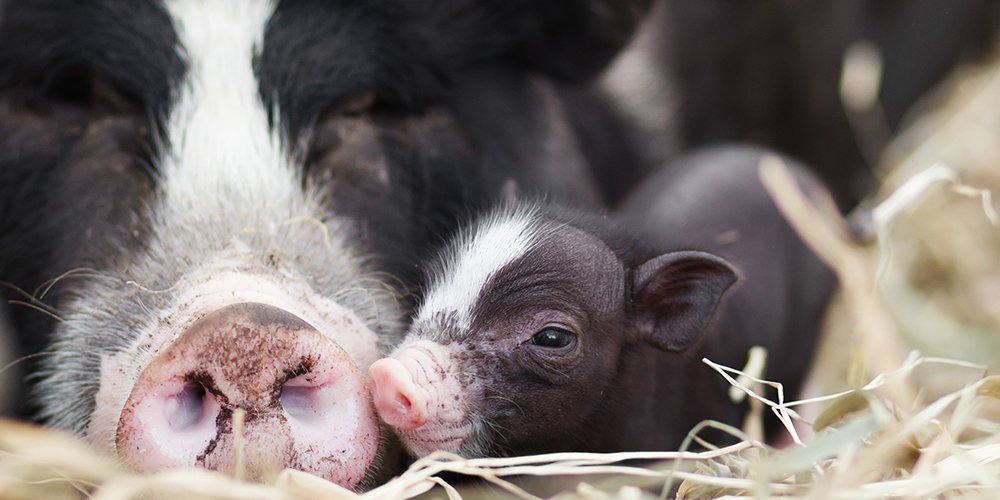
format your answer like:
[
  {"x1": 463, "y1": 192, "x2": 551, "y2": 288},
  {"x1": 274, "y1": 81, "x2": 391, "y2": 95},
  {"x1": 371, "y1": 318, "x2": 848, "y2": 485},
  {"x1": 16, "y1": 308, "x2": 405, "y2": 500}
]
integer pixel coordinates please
[
  {"x1": 119, "y1": 378, "x2": 220, "y2": 465},
  {"x1": 369, "y1": 357, "x2": 428, "y2": 430},
  {"x1": 280, "y1": 385, "x2": 316, "y2": 420},
  {"x1": 394, "y1": 391, "x2": 413, "y2": 412},
  {"x1": 280, "y1": 374, "x2": 333, "y2": 423},
  {"x1": 165, "y1": 382, "x2": 208, "y2": 430}
]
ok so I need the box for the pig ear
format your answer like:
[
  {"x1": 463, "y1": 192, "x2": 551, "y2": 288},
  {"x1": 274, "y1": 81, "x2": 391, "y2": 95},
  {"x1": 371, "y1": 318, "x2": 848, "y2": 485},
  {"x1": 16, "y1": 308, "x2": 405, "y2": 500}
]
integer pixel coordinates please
[{"x1": 632, "y1": 251, "x2": 737, "y2": 352}]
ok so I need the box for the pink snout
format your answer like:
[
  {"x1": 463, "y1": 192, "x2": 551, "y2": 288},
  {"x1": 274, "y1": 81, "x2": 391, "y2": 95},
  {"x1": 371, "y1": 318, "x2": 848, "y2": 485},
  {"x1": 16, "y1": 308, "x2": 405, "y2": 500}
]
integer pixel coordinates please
[
  {"x1": 369, "y1": 340, "x2": 472, "y2": 456},
  {"x1": 369, "y1": 357, "x2": 430, "y2": 431},
  {"x1": 116, "y1": 303, "x2": 379, "y2": 489}
]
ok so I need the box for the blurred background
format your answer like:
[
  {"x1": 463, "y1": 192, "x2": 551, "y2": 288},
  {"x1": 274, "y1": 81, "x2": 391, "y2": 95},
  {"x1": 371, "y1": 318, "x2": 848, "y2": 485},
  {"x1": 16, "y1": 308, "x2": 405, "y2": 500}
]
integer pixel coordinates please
[{"x1": 596, "y1": 0, "x2": 1000, "y2": 401}]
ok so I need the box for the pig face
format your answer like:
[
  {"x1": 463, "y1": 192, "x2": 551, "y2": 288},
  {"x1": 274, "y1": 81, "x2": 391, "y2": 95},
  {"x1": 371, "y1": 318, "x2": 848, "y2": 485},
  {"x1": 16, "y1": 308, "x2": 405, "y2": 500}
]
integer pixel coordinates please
[
  {"x1": 0, "y1": 1, "x2": 400, "y2": 488},
  {"x1": 371, "y1": 205, "x2": 737, "y2": 457},
  {"x1": 0, "y1": 0, "x2": 651, "y2": 488}
]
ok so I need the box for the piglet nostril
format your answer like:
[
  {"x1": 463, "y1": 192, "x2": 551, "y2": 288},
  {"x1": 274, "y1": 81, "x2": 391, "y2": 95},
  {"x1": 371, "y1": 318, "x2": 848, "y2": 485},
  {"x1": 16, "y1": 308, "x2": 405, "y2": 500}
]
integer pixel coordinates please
[
  {"x1": 165, "y1": 381, "x2": 209, "y2": 431},
  {"x1": 369, "y1": 358, "x2": 428, "y2": 431}
]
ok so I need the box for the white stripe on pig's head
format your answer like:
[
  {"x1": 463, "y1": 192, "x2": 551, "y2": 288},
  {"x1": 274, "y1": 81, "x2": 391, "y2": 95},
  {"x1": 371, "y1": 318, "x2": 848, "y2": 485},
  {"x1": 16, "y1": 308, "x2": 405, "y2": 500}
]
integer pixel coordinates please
[
  {"x1": 418, "y1": 204, "x2": 552, "y2": 333},
  {"x1": 34, "y1": 1, "x2": 396, "y2": 489}
]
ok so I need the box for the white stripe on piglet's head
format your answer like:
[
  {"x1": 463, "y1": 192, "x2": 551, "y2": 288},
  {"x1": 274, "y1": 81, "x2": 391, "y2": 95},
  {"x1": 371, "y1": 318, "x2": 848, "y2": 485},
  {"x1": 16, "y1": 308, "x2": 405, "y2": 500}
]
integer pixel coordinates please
[{"x1": 418, "y1": 205, "x2": 551, "y2": 330}]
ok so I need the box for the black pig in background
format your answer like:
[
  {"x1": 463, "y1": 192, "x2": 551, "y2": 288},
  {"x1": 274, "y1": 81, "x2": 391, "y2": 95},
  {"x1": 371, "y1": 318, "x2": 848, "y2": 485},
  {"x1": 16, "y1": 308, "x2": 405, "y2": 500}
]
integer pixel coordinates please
[{"x1": 598, "y1": 0, "x2": 1000, "y2": 207}]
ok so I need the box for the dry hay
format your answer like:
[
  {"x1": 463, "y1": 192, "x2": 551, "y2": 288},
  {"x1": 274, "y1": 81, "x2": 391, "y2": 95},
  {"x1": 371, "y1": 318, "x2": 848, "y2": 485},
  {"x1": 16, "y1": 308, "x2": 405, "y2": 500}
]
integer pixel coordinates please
[{"x1": 3, "y1": 38, "x2": 1000, "y2": 500}]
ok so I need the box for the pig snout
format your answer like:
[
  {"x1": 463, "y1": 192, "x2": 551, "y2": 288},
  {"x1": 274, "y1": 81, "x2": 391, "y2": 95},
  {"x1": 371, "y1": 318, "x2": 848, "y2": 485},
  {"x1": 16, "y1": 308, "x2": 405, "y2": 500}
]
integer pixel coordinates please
[
  {"x1": 369, "y1": 340, "x2": 474, "y2": 456},
  {"x1": 115, "y1": 302, "x2": 378, "y2": 488},
  {"x1": 369, "y1": 357, "x2": 430, "y2": 431}
]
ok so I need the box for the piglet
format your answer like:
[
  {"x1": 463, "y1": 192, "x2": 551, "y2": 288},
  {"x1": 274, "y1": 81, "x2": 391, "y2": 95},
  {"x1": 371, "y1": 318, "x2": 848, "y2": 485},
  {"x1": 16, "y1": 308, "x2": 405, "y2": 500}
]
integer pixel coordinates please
[{"x1": 369, "y1": 145, "x2": 837, "y2": 457}]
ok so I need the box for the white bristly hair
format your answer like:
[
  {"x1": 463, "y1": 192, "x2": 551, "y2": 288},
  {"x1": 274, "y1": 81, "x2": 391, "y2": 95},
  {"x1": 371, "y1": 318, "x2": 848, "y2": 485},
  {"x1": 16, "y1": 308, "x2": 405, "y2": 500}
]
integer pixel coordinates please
[
  {"x1": 159, "y1": 0, "x2": 299, "y2": 225},
  {"x1": 418, "y1": 204, "x2": 550, "y2": 330}
]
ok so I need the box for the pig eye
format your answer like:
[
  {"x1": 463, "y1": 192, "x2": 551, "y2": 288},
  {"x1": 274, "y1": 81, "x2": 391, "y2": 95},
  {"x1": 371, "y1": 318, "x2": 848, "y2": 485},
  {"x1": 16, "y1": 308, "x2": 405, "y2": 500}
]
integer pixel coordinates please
[{"x1": 530, "y1": 327, "x2": 576, "y2": 349}]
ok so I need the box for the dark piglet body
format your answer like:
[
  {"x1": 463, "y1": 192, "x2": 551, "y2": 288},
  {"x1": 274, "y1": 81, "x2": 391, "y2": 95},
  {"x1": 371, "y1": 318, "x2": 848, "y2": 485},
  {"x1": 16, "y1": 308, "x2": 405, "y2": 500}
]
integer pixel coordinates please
[
  {"x1": 370, "y1": 145, "x2": 837, "y2": 456},
  {"x1": 615, "y1": 146, "x2": 837, "y2": 445}
]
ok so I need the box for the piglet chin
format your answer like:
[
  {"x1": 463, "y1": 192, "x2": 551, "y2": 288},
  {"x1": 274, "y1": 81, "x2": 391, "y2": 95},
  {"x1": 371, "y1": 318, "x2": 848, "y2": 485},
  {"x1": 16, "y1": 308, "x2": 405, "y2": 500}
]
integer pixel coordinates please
[
  {"x1": 113, "y1": 303, "x2": 379, "y2": 489},
  {"x1": 370, "y1": 340, "x2": 478, "y2": 457}
]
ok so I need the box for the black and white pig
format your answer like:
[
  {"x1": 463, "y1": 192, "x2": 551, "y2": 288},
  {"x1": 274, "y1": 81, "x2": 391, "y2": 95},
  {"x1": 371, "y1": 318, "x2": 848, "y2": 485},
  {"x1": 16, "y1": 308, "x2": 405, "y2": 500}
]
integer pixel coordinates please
[
  {"x1": 369, "y1": 145, "x2": 836, "y2": 457},
  {"x1": 0, "y1": 0, "x2": 651, "y2": 488}
]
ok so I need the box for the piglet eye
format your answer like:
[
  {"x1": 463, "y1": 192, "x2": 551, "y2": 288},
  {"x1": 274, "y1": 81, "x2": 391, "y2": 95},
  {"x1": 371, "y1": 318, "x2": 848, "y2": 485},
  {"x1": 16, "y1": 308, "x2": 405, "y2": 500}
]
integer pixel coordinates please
[{"x1": 530, "y1": 328, "x2": 576, "y2": 349}]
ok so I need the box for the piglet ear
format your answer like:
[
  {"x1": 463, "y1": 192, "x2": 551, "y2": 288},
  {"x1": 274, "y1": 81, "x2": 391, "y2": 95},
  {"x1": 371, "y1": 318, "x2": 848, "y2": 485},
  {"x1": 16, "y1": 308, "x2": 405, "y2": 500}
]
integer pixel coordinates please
[{"x1": 633, "y1": 251, "x2": 738, "y2": 352}]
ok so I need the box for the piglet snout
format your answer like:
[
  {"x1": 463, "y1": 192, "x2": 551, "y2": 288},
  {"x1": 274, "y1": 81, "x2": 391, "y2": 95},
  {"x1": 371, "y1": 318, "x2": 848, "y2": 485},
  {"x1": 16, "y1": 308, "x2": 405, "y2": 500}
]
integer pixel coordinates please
[
  {"x1": 369, "y1": 340, "x2": 473, "y2": 456},
  {"x1": 115, "y1": 302, "x2": 379, "y2": 488},
  {"x1": 369, "y1": 357, "x2": 429, "y2": 431}
]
